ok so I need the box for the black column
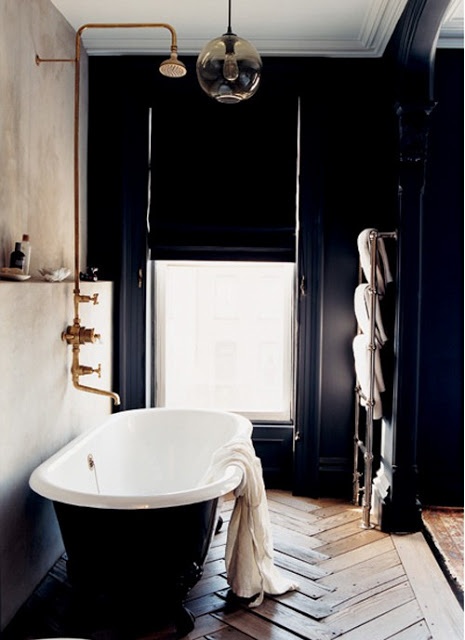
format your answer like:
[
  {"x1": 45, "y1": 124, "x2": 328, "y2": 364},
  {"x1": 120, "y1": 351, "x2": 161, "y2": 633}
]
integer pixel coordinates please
[
  {"x1": 374, "y1": 103, "x2": 435, "y2": 532},
  {"x1": 372, "y1": 0, "x2": 454, "y2": 533}
]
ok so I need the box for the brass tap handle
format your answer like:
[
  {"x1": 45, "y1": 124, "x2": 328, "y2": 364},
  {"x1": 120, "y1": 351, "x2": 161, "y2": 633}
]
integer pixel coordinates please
[
  {"x1": 78, "y1": 363, "x2": 102, "y2": 377},
  {"x1": 62, "y1": 329, "x2": 73, "y2": 344},
  {"x1": 77, "y1": 293, "x2": 99, "y2": 305}
]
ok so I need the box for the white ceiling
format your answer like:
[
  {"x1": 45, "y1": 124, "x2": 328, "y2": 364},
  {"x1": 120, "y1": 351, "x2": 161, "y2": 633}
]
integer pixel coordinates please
[{"x1": 50, "y1": 0, "x2": 463, "y2": 58}]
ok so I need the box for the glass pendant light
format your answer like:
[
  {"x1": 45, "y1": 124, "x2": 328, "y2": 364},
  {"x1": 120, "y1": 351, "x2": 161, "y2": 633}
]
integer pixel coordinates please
[{"x1": 196, "y1": 0, "x2": 262, "y2": 104}]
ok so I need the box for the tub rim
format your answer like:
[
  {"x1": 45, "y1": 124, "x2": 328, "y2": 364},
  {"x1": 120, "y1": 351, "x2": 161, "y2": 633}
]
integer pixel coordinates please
[{"x1": 29, "y1": 407, "x2": 251, "y2": 509}]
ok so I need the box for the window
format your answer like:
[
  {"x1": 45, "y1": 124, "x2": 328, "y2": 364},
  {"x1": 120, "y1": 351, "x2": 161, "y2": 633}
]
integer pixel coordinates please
[{"x1": 148, "y1": 261, "x2": 295, "y2": 422}]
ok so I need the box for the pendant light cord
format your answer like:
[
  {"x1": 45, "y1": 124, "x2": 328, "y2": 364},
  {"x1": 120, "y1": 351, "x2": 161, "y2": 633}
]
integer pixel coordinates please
[{"x1": 227, "y1": 0, "x2": 233, "y2": 35}]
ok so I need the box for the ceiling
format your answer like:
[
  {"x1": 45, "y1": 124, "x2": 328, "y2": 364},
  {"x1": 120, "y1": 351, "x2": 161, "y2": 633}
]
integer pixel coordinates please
[{"x1": 50, "y1": 0, "x2": 463, "y2": 58}]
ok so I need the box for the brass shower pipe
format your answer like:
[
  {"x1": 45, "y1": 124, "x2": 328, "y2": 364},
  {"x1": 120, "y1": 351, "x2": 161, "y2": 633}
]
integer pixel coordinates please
[{"x1": 36, "y1": 23, "x2": 187, "y2": 406}]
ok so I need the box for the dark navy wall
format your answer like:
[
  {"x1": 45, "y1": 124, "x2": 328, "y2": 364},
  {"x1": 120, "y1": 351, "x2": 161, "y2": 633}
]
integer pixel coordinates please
[
  {"x1": 310, "y1": 60, "x2": 398, "y2": 498},
  {"x1": 418, "y1": 48, "x2": 464, "y2": 506},
  {"x1": 87, "y1": 49, "x2": 463, "y2": 507}
]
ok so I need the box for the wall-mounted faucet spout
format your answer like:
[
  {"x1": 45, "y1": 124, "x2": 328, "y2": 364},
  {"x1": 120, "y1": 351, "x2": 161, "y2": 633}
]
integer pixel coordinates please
[
  {"x1": 68, "y1": 342, "x2": 121, "y2": 405},
  {"x1": 71, "y1": 369, "x2": 121, "y2": 406},
  {"x1": 71, "y1": 376, "x2": 121, "y2": 406}
]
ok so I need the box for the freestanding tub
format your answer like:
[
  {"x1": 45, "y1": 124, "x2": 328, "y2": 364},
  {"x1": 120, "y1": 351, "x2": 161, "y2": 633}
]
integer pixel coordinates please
[{"x1": 29, "y1": 407, "x2": 251, "y2": 636}]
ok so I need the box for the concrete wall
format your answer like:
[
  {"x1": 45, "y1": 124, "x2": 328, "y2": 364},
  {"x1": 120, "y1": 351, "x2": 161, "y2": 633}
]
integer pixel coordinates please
[{"x1": 0, "y1": 0, "x2": 114, "y2": 629}]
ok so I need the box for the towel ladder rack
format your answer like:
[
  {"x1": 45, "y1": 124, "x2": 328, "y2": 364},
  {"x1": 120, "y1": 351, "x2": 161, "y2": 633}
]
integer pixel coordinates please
[{"x1": 353, "y1": 229, "x2": 397, "y2": 529}]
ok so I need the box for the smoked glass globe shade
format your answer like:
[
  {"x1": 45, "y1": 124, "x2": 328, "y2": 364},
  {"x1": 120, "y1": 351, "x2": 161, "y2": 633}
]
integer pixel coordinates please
[{"x1": 196, "y1": 33, "x2": 262, "y2": 104}]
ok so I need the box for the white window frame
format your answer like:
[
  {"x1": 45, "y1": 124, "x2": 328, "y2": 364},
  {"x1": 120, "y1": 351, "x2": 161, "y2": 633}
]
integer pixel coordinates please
[{"x1": 147, "y1": 260, "x2": 296, "y2": 423}]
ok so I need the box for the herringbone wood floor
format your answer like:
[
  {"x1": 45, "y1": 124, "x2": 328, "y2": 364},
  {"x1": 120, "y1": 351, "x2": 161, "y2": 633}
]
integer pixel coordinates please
[{"x1": 3, "y1": 490, "x2": 463, "y2": 640}]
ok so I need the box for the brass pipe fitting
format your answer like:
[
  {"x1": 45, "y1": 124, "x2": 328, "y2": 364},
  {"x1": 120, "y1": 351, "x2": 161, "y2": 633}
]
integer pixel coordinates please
[
  {"x1": 79, "y1": 327, "x2": 101, "y2": 344},
  {"x1": 62, "y1": 324, "x2": 101, "y2": 345}
]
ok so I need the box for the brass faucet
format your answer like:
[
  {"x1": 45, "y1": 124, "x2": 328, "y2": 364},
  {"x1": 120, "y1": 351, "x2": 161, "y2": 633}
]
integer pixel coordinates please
[{"x1": 62, "y1": 304, "x2": 121, "y2": 406}]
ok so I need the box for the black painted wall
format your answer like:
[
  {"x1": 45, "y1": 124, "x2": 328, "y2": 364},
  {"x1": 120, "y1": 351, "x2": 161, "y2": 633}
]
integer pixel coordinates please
[
  {"x1": 87, "y1": 49, "x2": 463, "y2": 506},
  {"x1": 418, "y1": 48, "x2": 464, "y2": 506}
]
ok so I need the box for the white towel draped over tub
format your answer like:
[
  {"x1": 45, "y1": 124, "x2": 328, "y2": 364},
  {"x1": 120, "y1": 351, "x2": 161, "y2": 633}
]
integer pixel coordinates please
[{"x1": 201, "y1": 436, "x2": 298, "y2": 607}]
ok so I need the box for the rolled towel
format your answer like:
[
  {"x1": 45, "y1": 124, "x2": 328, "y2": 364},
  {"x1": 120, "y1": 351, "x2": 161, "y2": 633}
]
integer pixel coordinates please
[
  {"x1": 353, "y1": 333, "x2": 385, "y2": 420},
  {"x1": 357, "y1": 228, "x2": 393, "y2": 297},
  {"x1": 354, "y1": 283, "x2": 388, "y2": 346}
]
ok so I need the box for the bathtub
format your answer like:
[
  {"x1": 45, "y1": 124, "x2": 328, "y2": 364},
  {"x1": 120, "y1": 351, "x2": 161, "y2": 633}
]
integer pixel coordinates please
[{"x1": 29, "y1": 407, "x2": 252, "y2": 636}]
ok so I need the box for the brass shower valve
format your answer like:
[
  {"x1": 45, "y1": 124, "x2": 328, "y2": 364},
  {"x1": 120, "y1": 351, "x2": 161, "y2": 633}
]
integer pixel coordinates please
[{"x1": 62, "y1": 324, "x2": 101, "y2": 345}]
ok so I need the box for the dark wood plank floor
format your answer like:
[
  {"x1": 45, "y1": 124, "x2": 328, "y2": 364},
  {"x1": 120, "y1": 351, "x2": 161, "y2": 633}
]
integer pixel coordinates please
[
  {"x1": 421, "y1": 505, "x2": 464, "y2": 604},
  {"x1": 3, "y1": 490, "x2": 463, "y2": 640}
]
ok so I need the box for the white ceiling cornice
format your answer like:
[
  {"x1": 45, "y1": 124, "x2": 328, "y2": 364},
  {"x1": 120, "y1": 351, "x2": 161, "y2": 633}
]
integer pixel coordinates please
[
  {"x1": 50, "y1": 0, "x2": 463, "y2": 57},
  {"x1": 438, "y1": 0, "x2": 464, "y2": 47}
]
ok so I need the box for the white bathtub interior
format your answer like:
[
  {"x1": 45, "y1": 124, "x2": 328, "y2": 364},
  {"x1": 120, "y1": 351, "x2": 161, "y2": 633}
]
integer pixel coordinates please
[{"x1": 30, "y1": 408, "x2": 251, "y2": 508}]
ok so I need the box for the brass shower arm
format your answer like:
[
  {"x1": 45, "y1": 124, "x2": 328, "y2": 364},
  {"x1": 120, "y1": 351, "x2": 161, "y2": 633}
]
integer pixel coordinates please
[
  {"x1": 36, "y1": 22, "x2": 181, "y2": 58},
  {"x1": 75, "y1": 22, "x2": 181, "y2": 57},
  {"x1": 35, "y1": 55, "x2": 75, "y2": 64},
  {"x1": 36, "y1": 22, "x2": 183, "y2": 69}
]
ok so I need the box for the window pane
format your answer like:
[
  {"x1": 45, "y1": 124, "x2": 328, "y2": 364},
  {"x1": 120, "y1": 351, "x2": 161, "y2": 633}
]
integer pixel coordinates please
[{"x1": 154, "y1": 261, "x2": 295, "y2": 421}]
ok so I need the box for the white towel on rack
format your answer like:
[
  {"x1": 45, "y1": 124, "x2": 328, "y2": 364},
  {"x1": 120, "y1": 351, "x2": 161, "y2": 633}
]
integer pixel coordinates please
[
  {"x1": 353, "y1": 333, "x2": 385, "y2": 420},
  {"x1": 200, "y1": 436, "x2": 298, "y2": 607},
  {"x1": 357, "y1": 228, "x2": 393, "y2": 297},
  {"x1": 354, "y1": 283, "x2": 388, "y2": 346}
]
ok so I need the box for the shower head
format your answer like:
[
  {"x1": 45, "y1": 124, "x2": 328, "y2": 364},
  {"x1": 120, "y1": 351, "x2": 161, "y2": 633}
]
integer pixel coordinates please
[{"x1": 159, "y1": 52, "x2": 187, "y2": 78}]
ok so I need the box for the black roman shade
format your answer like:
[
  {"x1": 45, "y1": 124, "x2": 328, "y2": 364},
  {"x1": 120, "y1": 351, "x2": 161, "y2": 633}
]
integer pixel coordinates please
[{"x1": 148, "y1": 80, "x2": 299, "y2": 261}]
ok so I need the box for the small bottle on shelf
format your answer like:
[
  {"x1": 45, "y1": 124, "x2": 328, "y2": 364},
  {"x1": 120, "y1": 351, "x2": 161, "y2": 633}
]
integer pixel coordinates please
[
  {"x1": 19, "y1": 234, "x2": 31, "y2": 274},
  {"x1": 9, "y1": 242, "x2": 25, "y2": 270}
]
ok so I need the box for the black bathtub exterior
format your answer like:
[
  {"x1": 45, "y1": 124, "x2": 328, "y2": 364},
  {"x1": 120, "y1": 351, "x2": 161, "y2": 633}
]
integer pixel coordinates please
[{"x1": 53, "y1": 497, "x2": 220, "y2": 636}]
